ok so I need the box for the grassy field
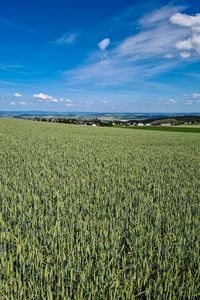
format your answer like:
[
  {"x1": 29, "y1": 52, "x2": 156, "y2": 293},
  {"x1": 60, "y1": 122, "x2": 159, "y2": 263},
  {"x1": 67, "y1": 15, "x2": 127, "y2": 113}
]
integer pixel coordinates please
[
  {"x1": 118, "y1": 125, "x2": 200, "y2": 133},
  {"x1": 0, "y1": 119, "x2": 199, "y2": 299},
  {"x1": 177, "y1": 124, "x2": 200, "y2": 128}
]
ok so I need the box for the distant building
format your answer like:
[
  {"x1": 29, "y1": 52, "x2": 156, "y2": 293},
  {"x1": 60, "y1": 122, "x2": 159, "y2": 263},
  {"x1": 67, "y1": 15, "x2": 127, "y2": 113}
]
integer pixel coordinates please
[{"x1": 161, "y1": 123, "x2": 171, "y2": 126}]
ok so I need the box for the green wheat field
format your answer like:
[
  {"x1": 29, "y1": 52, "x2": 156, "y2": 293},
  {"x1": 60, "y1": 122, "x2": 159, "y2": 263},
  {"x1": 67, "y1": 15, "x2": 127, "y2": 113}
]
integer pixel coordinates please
[{"x1": 0, "y1": 119, "x2": 199, "y2": 299}]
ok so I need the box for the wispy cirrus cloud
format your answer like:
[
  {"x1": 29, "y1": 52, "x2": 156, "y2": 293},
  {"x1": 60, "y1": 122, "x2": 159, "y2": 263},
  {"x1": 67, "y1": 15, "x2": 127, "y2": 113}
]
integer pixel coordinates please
[
  {"x1": 64, "y1": 56, "x2": 180, "y2": 87},
  {"x1": 54, "y1": 32, "x2": 78, "y2": 45},
  {"x1": 10, "y1": 101, "x2": 27, "y2": 106},
  {"x1": 139, "y1": 4, "x2": 186, "y2": 26},
  {"x1": 182, "y1": 92, "x2": 200, "y2": 105},
  {"x1": 0, "y1": 64, "x2": 24, "y2": 72},
  {"x1": 114, "y1": 4, "x2": 188, "y2": 61},
  {"x1": 192, "y1": 92, "x2": 200, "y2": 98},
  {"x1": 184, "y1": 99, "x2": 193, "y2": 105},
  {"x1": 116, "y1": 23, "x2": 188, "y2": 60},
  {"x1": 0, "y1": 17, "x2": 35, "y2": 33},
  {"x1": 64, "y1": 4, "x2": 190, "y2": 87},
  {"x1": 164, "y1": 54, "x2": 175, "y2": 59}
]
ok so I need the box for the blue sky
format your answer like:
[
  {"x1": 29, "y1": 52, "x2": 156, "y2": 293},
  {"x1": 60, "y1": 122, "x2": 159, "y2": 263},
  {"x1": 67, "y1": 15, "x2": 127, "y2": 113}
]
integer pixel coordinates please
[{"x1": 0, "y1": 0, "x2": 200, "y2": 112}]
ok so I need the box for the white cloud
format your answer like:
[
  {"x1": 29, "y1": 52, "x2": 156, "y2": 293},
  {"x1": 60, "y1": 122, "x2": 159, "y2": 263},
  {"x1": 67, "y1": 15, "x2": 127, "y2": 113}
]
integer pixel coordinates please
[
  {"x1": 54, "y1": 33, "x2": 77, "y2": 45},
  {"x1": 193, "y1": 34, "x2": 200, "y2": 52},
  {"x1": 180, "y1": 51, "x2": 191, "y2": 58},
  {"x1": 139, "y1": 5, "x2": 185, "y2": 27},
  {"x1": 184, "y1": 93, "x2": 200, "y2": 104},
  {"x1": 171, "y1": 13, "x2": 200, "y2": 55},
  {"x1": 65, "y1": 13, "x2": 188, "y2": 86},
  {"x1": 65, "y1": 54, "x2": 178, "y2": 87},
  {"x1": 176, "y1": 38, "x2": 193, "y2": 50},
  {"x1": 14, "y1": 93, "x2": 22, "y2": 97},
  {"x1": 33, "y1": 93, "x2": 59, "y2": 103},
  {"x1": 184, "y1": 100, "x2": 193, "y2": 105},
  {"x1": 116, "y1": 21, "x2": 188, "y2": 60},
  {"x1": 64, "y1": 5, "x2": 198, "y2": 87},
  {"x1": 33, "y1": 93, "x2": 73, "y2": 104},
  {"x1": 59, "y1": 97, "x2": 72, "y2": 103},
  {"x1": 192, "y1": 93, "x2": 200, "y2": 98},
  {"x1": 10, "y1": 101, "x2": 27, "y2": 106},
  {"x1": 164, "y1": 54, "x2": 174, "y2": 59},
  {"x1": 98, "y1": 38, "x2": 110, "y2": 50},
  {"x1": 170, "y1": 13, "x2": 200, "y2": 28},
  {"x1": 168, "y1": 99, "x2": 177, "y2": 104}
]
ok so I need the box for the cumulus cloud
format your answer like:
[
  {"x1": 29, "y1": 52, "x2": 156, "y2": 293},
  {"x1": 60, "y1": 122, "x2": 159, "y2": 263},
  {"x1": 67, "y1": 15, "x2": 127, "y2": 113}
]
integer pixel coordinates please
[
  {"x1": 180, "y1": 51, "x2": 191, "y2": 58},
  {"x1": 33, "y1": 93, "x2": 73, "y2": 104},
  {"x1": 170, "y1": 13, "x2": 200, "y2": 28},
  {"x1": 168, "y1": 99, "x2": 177, "y2": 104},
  {"x1": 98, "y1": 38, "x2": 110, "y2": 50},
  {"x1": 170, "y1": 13, "x2": 200, "y2": 56},
  {"x1": 14, "y1": 93, "x2": 22, "y2": 97},
  {"x1": 33, "y1": 93, "x2": 59, "y2": 103},
  {"x1": 175, "y1": 38, "x2": 192, "y2": 50}
]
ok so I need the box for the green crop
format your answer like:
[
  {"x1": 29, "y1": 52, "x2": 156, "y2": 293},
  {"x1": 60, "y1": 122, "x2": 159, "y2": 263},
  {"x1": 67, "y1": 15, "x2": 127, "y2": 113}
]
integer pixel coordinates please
[
  {"x1": 117, "y1": 125, "x2": 200, "y2": 133},
  {"x1": 0, "y1": 119, "x2": 199, "y2": 299}
]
